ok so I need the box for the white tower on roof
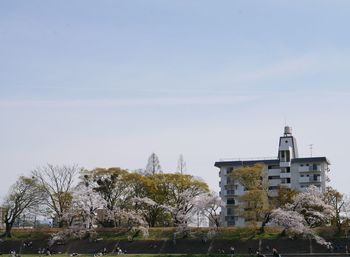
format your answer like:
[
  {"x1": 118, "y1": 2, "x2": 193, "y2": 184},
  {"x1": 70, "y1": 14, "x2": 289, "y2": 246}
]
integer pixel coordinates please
[
  {"x1": 278, "y1": 126, "x2": 299, "y2": 186},
  {"x1": 278, "y1": 126, "x2": 299, "y2": 163}
]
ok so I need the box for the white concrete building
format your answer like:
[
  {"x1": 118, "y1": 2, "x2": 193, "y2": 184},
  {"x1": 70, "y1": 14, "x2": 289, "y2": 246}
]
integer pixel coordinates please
[{"x1": 215, "y1": 126, "x2": 330, "y2": 227}]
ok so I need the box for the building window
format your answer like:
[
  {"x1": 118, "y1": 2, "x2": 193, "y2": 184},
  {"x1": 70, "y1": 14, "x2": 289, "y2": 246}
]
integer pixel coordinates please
[
  {"x1": 227, "y1": 199, "x2": 235, "y2": 205},
  {"x1": 286, "y1": 178, "x2": 291, "y2": 183},
  {"x1": 286, "y1": 167, "x2": 290, "y2": 173},
  {"x1": 227, "y1": 190, "x2": 235, "y2": 195},
  {"x1": 268, "y1": 176, "x2": 280, "y2": 180}
]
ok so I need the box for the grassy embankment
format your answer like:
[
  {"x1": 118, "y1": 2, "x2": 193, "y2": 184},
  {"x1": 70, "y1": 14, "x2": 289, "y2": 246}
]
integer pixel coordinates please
[{"x1": 0, "y1": 225, "x2": 340, "y2": 241}]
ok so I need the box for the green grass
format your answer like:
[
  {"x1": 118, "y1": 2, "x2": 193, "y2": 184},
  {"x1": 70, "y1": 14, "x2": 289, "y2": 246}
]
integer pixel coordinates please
[
  {"x1": 0, "y1": 230, "x2": 50, "y2": 240},
  {"x1": 1, "y1": 225, "x2": 329, "y2": 242},
  {"x1": 1, "y1": 226, "x2": 283, "y2": 241}
]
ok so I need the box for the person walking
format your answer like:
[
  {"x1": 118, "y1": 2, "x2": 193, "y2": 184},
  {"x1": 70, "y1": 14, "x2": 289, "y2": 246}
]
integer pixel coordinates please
[
  {"x1": 272, "y1": 248, "x2": 281, "y2": 257},
  {"x1": 230, "y1": 246, "x2": 235, "y2": 257}
]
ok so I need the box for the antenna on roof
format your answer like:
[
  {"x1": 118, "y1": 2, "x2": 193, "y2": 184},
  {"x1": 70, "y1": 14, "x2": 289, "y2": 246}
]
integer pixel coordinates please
[{"x1": 309, "y1": 144, "x2": 313, "y2": 157}]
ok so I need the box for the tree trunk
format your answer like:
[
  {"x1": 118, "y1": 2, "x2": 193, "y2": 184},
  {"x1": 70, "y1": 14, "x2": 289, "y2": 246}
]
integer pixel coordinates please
[
  {"x1": 259, "y1": 213, "x2": 270, "y2": 234},
  {"x1": 280, "y1": 228, "x2": 287, "y2": 237},
  {"x1": 2, "y1": 222, "x2": 13, "y2": 238}
]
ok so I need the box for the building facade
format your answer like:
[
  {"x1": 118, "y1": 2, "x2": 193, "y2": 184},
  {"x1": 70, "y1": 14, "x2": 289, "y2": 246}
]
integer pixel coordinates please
[{"x1": 215, "y1": 126, "x2": 330, "y2": 227}]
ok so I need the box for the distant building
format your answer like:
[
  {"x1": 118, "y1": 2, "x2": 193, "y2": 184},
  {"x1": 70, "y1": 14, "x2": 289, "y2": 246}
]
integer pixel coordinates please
[{"x1": 215, "y1": 126, "x2": 330, "y2": 227}]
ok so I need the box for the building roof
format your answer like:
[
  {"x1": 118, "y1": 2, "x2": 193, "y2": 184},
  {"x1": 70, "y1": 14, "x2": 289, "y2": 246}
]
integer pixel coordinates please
[
  {"x1": 214, "y1": 159, "x2": 279, "y2": 168},
  {"x1": 214, "y1": 156, "x2": 330, "y2": 167},
  {"x1": 292, "y1": 157, "x2": 330, "y2": 164}
]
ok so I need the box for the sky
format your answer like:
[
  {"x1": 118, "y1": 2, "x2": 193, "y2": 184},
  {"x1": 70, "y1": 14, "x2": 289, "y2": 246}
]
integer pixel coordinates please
[{"x1": 1, "y1": 0, "x2": 350, "y2": 196}]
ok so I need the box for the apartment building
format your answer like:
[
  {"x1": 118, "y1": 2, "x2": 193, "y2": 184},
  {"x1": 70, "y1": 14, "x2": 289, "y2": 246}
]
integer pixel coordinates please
[{"x1": 215, "y1": 126, "x2": 330, "y2": 227}]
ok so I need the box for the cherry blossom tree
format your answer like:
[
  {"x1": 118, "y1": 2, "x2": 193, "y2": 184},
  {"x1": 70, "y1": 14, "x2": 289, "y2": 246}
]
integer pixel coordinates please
[
  {"x1": 270, "y1": 185, "x2": 334, "y2": 246},
  {"x1": 132, "y1": 196, "x2": 169, "y2": 227},
  {"x1": 194, "y1": 192, "x2": 224, "y2": 229},
  {"x1": 68, "y1": 177, "x2": 104, "y2": 228},
  {"x1": 270, "y1": 208, "x2": 330, "y2": 246},
  {"x1": 167, "y1": 189, "x2": 203, "y2": 238},
  {"x1": 291, "y1": 185, "x2": 334, "y2": 228},
  {"x1": 88, "y1": 167, "x2": 131, "y2": 227}
]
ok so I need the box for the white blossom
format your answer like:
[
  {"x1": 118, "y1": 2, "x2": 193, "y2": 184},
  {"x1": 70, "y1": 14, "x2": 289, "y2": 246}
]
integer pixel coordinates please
[
  {"x1": 194, "y1": 192, "x2": 224, "y2": 229},
  {"x1": 269, "y1": 185, "x2": 335, "y2": 246}
]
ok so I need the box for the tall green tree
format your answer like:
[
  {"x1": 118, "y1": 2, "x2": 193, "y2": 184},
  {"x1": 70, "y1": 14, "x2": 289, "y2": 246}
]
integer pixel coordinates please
[
  {"x1": 231, "y1": 163, "x2": 270, "y2": 230},
  {"x1": 1, "y1": 176, "x2": 43, "y2": 237},
  {"x1": 231, "y1": 164, "x2": 299, "y2": 232},
  {"x1": 157, "y1": 173, "x2": 209, "y2": 225},
  {"x1": 88, "y1": 167, "x2": 130, "y2": 227},
  {"x1": 324, "y1": 186, "x2": 345, "y2": 233}
]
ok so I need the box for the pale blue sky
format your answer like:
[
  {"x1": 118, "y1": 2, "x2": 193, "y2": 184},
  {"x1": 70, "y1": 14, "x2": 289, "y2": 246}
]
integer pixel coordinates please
[{"x1": 1, "y1": 1, "x2": 350, "y2": 195}]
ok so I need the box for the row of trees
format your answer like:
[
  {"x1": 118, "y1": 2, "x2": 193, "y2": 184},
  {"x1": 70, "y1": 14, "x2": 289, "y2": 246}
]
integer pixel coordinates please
[
  {"x1": 3, "y1": 161, "x2": 349, "y2": 245},
  {"x1": 1, "y1": 164, "x2": 223, "y2": 238},
  {"x1": 144, "y1": 153, "x2": 187, "y2": 175},
  {"x1": 231, "y1": 164, "x2": 350, "y2": 245}
]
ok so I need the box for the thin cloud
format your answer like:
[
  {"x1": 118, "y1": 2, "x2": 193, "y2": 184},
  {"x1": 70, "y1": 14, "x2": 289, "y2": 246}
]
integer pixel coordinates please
[
  {"x1": 201, "y1": 52, "x2": 350, "y2": 86},
  {"x1": 0, "y1": 95, "x2": 260, "y2": 108}
]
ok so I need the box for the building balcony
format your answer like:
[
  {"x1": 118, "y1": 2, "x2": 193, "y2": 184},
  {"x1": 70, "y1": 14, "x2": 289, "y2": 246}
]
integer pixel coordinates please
[
  {"x1": 280, "y1": 172, "x2": 291, "y2": 178},
  {"x1": 314, "y1": 176, "x2": 322, "y2": 182},
  {"x1": 299, "y1": 166, "x2": 321, "y2": 172},
  {"x1": 299, "y1": 177, "x2": 310, "y2": 183},
  {"x1": 224, "y1": 189, "x2": 239, "y2": 197},
  {"x1": 299, "y1": 166, "x2": 310, "y2": 172},
  {"x1": 268, "y1": 168, "x2": 281, "y2": 176},
  {"x1": 280, "y1": 161, "x2": 291, "y2": 167},
  {"x1": 299, "y1": 176, "x2": 322, "y2": 183},
  {"x1": 269, "y1": 179, "x2": 280, "y2": 187},
  {"x1": 280, "y1": 183, "x2": 291, "y2": 188}
]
